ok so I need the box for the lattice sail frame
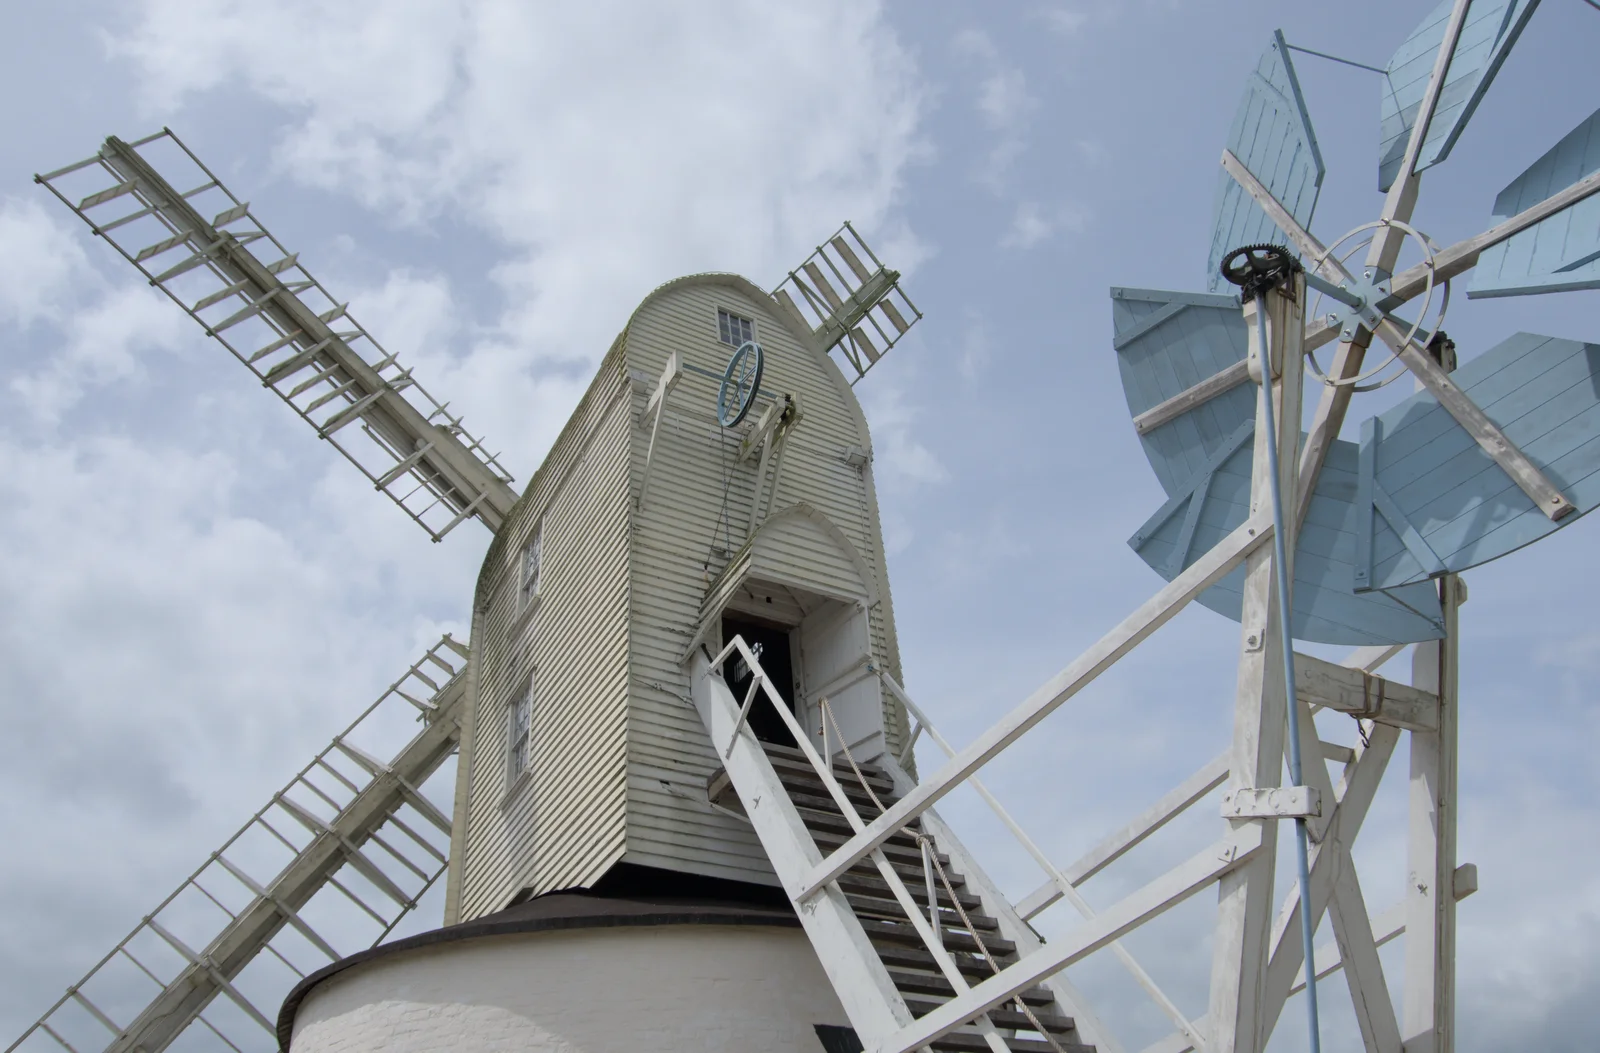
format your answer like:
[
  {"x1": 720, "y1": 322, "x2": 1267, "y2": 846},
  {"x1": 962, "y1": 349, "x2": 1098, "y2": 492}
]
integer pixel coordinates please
[
  {"x1": 35, "y1": 130, "x2": 517, "y2": 541},
  {"x1": 773, "y1": 221, "x2": 923, "y2": 384},
  {"x1": 6, "y1": 637, "x2": 468, "y2": 1053}
]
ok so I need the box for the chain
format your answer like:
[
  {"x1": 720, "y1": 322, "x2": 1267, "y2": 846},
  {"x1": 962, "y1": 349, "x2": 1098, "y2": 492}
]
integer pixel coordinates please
[{"x1": 819, "y1": 697, "x2": 1065, "y2": 1053}]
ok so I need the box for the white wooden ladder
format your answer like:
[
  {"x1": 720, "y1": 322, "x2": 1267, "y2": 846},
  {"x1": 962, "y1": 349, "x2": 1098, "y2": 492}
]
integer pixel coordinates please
[{"x1": 691, "y1": 640, "x2": 1106, "y2": 1053}]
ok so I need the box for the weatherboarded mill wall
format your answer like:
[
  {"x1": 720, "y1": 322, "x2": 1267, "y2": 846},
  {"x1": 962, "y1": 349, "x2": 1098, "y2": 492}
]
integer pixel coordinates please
[{"x1": 448, "y1": 273, "x2": 907, "y2": 920}]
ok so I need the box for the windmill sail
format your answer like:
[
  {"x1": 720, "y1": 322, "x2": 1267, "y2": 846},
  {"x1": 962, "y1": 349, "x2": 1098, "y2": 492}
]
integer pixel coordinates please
[
  {"x1": 1206, "y1": 31, "x2": 1324, "y2": 293},
  {"x1": 35, "y1": 131, "x2": 518, "y2": 541},
  {"x1": 1353, "y1": 332, "x2": 1600, "y2": 590},
  {"x1": 771, "y1": 222, "x2": 922, "y2": 384},
  {"x1": 1111, "y1": 288, "x2": 1445, "y2": 646},
  {"x1": 1470, "y1": 107, "x2": 1600, "y2": 298},
  {"x1": 1378, "y1": 0, "x2": 1540, "y2": 192},
  {"x1": 6, "y1": 637, "x2": 467, "y2": 1053}
]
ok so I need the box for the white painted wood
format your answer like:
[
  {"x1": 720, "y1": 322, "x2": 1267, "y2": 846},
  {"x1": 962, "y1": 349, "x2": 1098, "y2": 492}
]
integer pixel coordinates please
[
  {"x1": 1138, "y1": 904, "x2": 1408, "y2": 1053},
  {"x1": 1304, "y1": 166, "x2": 1600, "y2": 352},
  {"x1": 1367, "y1": 0, "x2": 1473, "y2": 272},
  {"x1": 882, "y1": 674, "x2": 1205, "y2": 1049},
  {"x1": 688, "y1": 648, "x2": 911, "y2": 1045},
  {"x1": 1329, "y1": 852, "x2": 1403, "y2": 1053},
  {"x1": 889, "y1": 760, "x2": 1128, "y2": 1053},
  {"x1": 457, "y1": 343, "x2": 634, "y2": 917},
  {"x1": 798, "y1": 510, "x2": 1272, "y2": 900},
  {"x1": 1295, "y1": 329, "x2": 1371, "y2": 529},
  {"x1": 874, "y1": 828, "x2": 1265, "y2": 1053},
  {"x1": 1220, "y1": 787, "x2": 1319, "y2": 820},
  {"x1": 801, "y1": 601, "x2": 884, "y2": 761},
  {"x1": 1019, "y1": 754, "x2": 1231, "y2": 920},
  {"x1": 1402, "y1": 577, "x2": 1461, "y2": 1053},
  {"x1": 1293, "y1": 653, "x2": 1438, "y2": 732},
  {"x1": 1220, "y1": 149, "x2": 1575, "y2": 522},
  {"x1": 635, "y1": 350, "x2": 681, "y2": 510},
  {"x1": 1133, "y1": 360, "x2": 1250, "y2": 436},
  {"x1": 1207, "y1": 285, "x2": 1301, "y2": 1053},
  {"x1": 1258, "y1": 724, "x2": 1401, "y2": 1043}
]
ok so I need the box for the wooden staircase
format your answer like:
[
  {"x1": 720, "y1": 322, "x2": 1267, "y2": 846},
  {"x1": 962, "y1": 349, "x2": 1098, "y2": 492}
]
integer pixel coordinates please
[{"x1": 759, "y1": 744, "x2": 1095, "y2": 1053}]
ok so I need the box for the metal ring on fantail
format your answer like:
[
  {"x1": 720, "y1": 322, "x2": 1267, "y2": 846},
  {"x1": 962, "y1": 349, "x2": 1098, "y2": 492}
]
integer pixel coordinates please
[{"x1": 718, "y1": 340, "x2": 764, "y2": 427}]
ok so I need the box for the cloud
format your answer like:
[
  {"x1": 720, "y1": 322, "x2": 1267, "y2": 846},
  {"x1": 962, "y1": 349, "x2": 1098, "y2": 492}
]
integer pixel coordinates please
[
  {"x1": 8, "y1": 281, "x2": 190, "y2": 424},
  {"x1": 999, "y1": 199, "x2": 1089, "y2": 249},
  {"x1": 109, "y1": 0, "x2": 924, "y2": 479},
  {"x1": 952, "y1": 27, "x2": 1037, "y2": 192},
  {"x1": 0, "y1": 198, "x2": 93, "y2": 330},
  {"x1": 2, "y1": 1, "x2": 929, "y2": 1041}
]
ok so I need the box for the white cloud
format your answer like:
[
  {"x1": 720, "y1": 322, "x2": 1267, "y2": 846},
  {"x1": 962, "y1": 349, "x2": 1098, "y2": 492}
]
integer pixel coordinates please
[
  {"x1": 0, "y1": 197, "x2": 94, "y2": 329},
  {"x1": 999, "y1": 198, "x2": 1088, "y2": 249},
  {"x1": 952, "y1": 27, "x2": 1036, "y2": 192},
  {"x1": 1040, "y1": 8, "x2": 1090, "y2": 36},
  {"x1": 8, "y1": 281, "x2": 190, "y2": 424},
  {"x1": 110, "y1": 0, "x2": 923, "y2": 478},
  {"x1": 958, "y1": 308, "x2": 990, "y2": 380},
  {"x1": 2, "y1": 1, "x2": 928, "y2": 1039}
]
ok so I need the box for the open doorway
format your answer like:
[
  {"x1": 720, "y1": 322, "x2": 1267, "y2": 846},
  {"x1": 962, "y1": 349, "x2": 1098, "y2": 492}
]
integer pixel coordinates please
[{"x1": 720, "y1": 614, "x2": 798, "y2": 749}]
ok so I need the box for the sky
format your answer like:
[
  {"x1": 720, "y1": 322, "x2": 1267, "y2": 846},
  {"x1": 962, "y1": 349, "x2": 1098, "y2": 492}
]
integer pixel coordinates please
[{"x1": 1, "y1": 2, "x2": 1598, "y2": 1052}]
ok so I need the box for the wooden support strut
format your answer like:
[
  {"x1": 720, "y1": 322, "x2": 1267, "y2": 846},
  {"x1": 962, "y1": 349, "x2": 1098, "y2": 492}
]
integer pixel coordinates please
[
  {"x1": 1220, "y1": 149, "x2": 1575, "y2": 523},
  {"x1": 1207, "y1": 281, "x2": 1303, "y2": 1053}
]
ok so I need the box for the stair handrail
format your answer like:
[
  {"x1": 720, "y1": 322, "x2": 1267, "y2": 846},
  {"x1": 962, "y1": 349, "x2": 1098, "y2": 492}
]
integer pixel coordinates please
[
  {"x1": 708, "y1": 635, "x2": 1023, "y2": 1052},
  {"x1": 876, "y1": 667, "x2": 1207, "y2": 1052},
  {"x1": 819, "y1": 694, "x2": 1069, "y2": 1053}
]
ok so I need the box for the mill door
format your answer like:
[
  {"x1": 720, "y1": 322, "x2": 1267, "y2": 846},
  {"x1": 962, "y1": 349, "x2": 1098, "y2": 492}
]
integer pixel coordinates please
[
  {"x1": 721, "y1": 614, "x2": 799, "y2": 749},
  {"x1": 798, "y1": 599, "x2": 884, "y2": 763}
]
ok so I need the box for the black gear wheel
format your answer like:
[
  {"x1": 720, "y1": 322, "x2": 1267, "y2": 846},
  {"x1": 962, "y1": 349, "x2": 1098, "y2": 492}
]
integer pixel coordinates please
[{"x1": 1220, "y1": 243, "x2": 1301, "y2": 299}]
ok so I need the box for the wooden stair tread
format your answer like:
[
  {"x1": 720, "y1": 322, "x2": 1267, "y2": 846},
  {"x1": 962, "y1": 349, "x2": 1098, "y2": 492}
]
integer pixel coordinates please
[
  {"x1": 931, "y1": 1034, "x2": 1094, "y2": 1053},
  {"x1": 861, "y1": 917, "x2": 1017, "y2": 957},
  {"x1": 843, "y1": 892, "x2": 1001, "y2": 931},
  {"x1": 836, "y1": 870, "x2": 980, "y2": 910},
  {"x1": 905, "y1": 999, "x2": 1076, "y2": 1035}
]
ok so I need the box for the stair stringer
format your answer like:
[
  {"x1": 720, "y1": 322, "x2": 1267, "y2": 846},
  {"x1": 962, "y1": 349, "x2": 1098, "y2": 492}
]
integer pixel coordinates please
[
  {"x1": 877, "y1": 754, "x2": 1123, "y2": 1053},
  {"x1": 689, "y1": 648, "x2": 914, "y2": 1046}
]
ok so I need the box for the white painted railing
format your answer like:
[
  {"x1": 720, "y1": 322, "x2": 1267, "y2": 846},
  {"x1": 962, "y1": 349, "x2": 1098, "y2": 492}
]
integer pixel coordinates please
[
  {"x1": 706, "y1": 635, "x2": 1042, "y2": 1053},
  {"x1": 878, "y1": 668, "x2": 1208, "y2": 1051}
]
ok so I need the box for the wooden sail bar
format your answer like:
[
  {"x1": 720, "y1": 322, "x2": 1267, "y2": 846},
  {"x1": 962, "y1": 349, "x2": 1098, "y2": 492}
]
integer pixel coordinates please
[{"x1": 35, "y1": 130, "x2": 518, "y2": 540}]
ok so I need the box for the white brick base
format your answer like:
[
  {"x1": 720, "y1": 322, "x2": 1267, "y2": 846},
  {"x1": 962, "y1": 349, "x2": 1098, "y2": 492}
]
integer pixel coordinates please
[{"x1": 289, "y1": 923, "x2": 850, "y2": 1052}]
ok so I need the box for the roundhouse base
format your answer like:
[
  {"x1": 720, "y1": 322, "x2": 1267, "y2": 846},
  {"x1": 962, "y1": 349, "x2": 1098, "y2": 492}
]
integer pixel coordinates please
[{"x1": 280, "y1": 893, "x2": 853, "y2": 1053}]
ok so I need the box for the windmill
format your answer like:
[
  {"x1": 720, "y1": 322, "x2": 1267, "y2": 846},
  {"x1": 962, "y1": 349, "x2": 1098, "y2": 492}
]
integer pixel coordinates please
[{"x1": 8, "y1": 3, "x2": 1599, "y2": 1053}]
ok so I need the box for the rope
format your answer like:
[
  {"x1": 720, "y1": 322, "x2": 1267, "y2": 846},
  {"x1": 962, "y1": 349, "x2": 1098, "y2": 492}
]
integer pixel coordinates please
[{"x1": 819, "y1": 697, "x2": 1066, "y2": 1053}]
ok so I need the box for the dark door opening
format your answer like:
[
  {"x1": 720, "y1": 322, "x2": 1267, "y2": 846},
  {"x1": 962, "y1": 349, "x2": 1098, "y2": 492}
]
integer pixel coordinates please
[{"x1": 721, "y1": 614, "x2": 798, "y2": 748}]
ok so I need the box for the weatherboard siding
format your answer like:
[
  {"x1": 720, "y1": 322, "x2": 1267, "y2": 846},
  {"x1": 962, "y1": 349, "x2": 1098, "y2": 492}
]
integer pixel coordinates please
[
  {"x1": 456, "y1": 273, "x2": 907, "y2": 908},
  {"x1": 621, "y1": 277, "x2": 905, "y2": 884},
  {"x1": 457, "y1": 348, "x2": 633, "y2": 920}
]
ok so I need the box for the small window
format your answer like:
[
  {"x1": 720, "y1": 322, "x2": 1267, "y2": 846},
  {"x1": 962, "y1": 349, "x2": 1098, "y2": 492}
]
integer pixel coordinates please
[
  {"x1": 507, "y1": 678, "x2": 532, "y2": 783},
  {"x1": 718, "y1": 308, "x2": 754, "y2": 348},
  {"x1": 519, "y1": 527, "x2": 542, "y2": 607}
]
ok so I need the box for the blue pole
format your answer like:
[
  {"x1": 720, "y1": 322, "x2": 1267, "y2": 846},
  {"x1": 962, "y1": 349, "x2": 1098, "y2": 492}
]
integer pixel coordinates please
[{"x1": 1252, "y1": 290, "x2": 1322, "y2": 1053}]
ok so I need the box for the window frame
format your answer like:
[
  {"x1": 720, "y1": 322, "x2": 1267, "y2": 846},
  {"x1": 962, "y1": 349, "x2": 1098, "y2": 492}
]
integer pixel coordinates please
[
  {"x1": 519, "y1": 524, "x2": 543, "y2": 611},
  {"x1": 716, "y1": 307, "x2": 756, "y2": 349},
  {"x1": 504, "y1": 673, "x2": 534, "y2": 794}
]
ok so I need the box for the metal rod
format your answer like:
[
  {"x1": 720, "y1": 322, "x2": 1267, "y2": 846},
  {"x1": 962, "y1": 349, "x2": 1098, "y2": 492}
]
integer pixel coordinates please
[
  {"x1": 1254, "y1": 290, "x2": 1322, "y2": 1053},
  {"x1": 1284, "y1": 42, "x2": 1387, "y2": 75}
]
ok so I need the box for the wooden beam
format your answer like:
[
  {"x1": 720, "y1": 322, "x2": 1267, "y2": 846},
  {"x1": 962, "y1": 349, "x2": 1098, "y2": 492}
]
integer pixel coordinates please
[
  {"x1": 1018, "y1": 754, "x2": 1230, "y2": 919},
  {"x1": 796, "y1": 512, "x2": 1273, "y2": 901},
  {"x1": 1403, "y1": 577, "x2": 1462, "y2": 1053},
  {"x1": 1305, "y1": 170, "x2": 1600, "y2": 354},
  {"x1": 1209, "y1": 282, "x2": 1303, "y2": 1053},
  {"x1": 1293, "y1": 652, "x2": 1438, "y2": 732},
  {"x1": 1329, "y1": 853, "x2": 1403, "y2": 1053},
  {"x1": 1221, "y1": 149, "x2": 1575, "y2": 523},
  {"x1": 1133, "y1": 360, "x2": 1251, "y2": 436},
  {"x1": 876, "y1": 828, "x2": 1264, "y2": 1053}
]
